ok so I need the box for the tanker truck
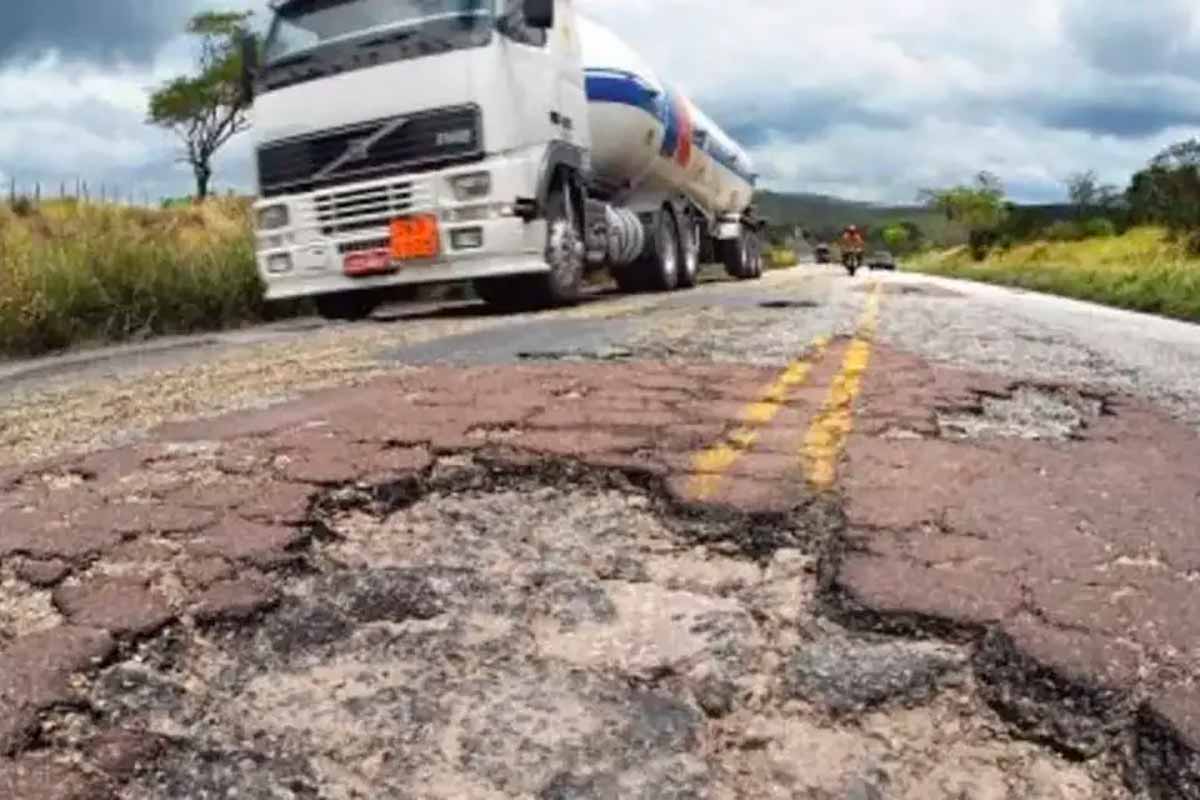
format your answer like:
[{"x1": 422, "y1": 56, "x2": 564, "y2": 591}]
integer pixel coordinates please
[{"x1": 241, "y1": 0, "x2": 766, "y2": 320}]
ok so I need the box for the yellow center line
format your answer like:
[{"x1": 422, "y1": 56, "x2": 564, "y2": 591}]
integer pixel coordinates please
[
  {"x1": 803, "y1": 282, "x2": 883, "y2": 490},
  {"x1": 688, "y1": 337, "x2": 831, "y2": 501}
]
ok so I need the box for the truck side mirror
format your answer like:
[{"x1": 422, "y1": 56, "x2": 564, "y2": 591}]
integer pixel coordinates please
[
  {"x1": 523, "y1": 0, "x2": 555, "y2": 29},
  {"x1": 239, "y1": 32, "x2": 260, "y2": 104}
]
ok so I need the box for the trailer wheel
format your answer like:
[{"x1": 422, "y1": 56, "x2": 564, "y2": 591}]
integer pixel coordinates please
[
  {"x1": 719, "y1": 231, "x2": 751, "y2": 279},
  {"x1": 315, "y1": 291, "x2": 380, "y2": 322},
  {"x1": 678, "y1": 217, "x2": 701, "y2": 289},
  {"x1": 747, "y1": 230, "x2": 765, "y2": 280},
  {"x1": 636, "y1": 210, "x2": 680, "y2": 292},
  {"x1": 530, "y1": 180, "x2": 584, "y2": 307}
]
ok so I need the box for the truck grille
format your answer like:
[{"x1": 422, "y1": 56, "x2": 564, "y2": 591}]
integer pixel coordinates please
[
  {"x1": 314, "y1": 179, "x2": 434, "y2": 236},
  {"x1": 257, "y1": 105, "x2": 482, "y2": 198}
]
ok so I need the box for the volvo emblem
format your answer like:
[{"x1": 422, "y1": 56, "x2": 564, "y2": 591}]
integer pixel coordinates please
[
  {"x1": 342, "y1": 137, "x2": 373, "y2": 163},
  {"x1": 313, "y1": 116, "x2": 410, "y2": 181}
]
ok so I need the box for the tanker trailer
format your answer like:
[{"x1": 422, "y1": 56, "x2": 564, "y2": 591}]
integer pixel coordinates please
[
  {"x1": 241, "y1": 0, "x2": 764, "y2": 320},
  {"x1": 578, "y1": 15, "x2": 764, "y2": 292}
]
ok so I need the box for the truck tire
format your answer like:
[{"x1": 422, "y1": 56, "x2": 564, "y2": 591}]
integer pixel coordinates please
[
  {"x1": 315, "y1": 291, "x2": 380, "y2": 322},
  {"x1": 639, "y1": 210, "x2": 680, "y2": 292},
  {"x1": 530, "y1": 181, "x2": 584, "y2": 307},
  {"x1": 678, "y1": 217, "x2": 701, "y2": 289},
  {"x1": 720, "y1": 230, "x2": 755, "y2": 280}
]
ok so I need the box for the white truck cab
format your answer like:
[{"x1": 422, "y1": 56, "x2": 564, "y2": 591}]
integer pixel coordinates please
[
  {"x1": 247, "y1": 0, "x2": 591, "y2": 319},
  {"x1": 242, "y1": 0, "x2": 764, "y2": 319}
]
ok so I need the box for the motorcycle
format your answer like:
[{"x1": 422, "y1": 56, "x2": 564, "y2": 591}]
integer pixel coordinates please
[{"x1": 843, "y1": 250, "x2": 863, "y2": 277}]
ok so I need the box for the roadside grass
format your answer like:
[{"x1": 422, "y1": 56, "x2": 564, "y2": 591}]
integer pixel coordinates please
[
  {"x1": 908, "y1": 227, "x2": 1200, "y2": 322},
  {"x1": 0, "y1": 198, "x2": 287, "y2": 357},
  {"x1": 768, "y1": 248, "x2": 798, "y2": 269}
]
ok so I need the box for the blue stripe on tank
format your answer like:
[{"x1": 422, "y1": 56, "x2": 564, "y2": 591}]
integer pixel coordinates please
[
  {"x1": 585, "y1": 67, "x2": 756, "y2": 188},
  {"x1": 584, "y1": 69, "x2": 662, "y2": 117}
]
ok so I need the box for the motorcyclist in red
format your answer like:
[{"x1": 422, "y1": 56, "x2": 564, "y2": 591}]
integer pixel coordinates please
[{"x1": 840, "y1": 225, "x2": 865, "y2": 256}]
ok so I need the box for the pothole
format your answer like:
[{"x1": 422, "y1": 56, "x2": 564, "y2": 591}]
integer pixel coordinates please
[
  {"x1": 759, "y1": 300, "x2": 820, "y2": 310},
  {"x1": 0, "y1": 564, "x2": 64, "y2": 642},
  {"x1": 62, "y1": 461, "x2": 1128, "y2": 799},
  {"x1": 517, "y1": 346, "x2": 635, "y2": 362},
  {"x1": 938, "y1": 385, "x2": 1104, "y2": 441}
]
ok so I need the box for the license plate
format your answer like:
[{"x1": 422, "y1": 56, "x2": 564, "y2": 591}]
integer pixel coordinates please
[
  {"x1": 390, "y1": 214, "x2": 440, "y2": 261},
  {"x1": 343, "y1": 248, "x2": 393, "y2": 277}
]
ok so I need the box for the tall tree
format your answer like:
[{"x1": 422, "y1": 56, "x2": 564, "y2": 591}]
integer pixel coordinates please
[
  {"x1": 148, "y1": 11, "x2": 253, "y2": 200},
  {"x1": 920, "y1": 172, "x2": 1009, "y2": 259},
  {"x1": 1066, "y1": 170, "x2": 1099, "y2": 218},
  {"x1": 920, "y1": 172, "x2": 1009, "y2": 231},
  {"x1": 1126, "y1": 138, "x2": 1200, "y2": 233}
]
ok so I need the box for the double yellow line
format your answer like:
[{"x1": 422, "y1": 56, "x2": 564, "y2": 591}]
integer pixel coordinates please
[
  {"x1": 803, "y1": 284, "x2": 882, "y2": 490},
  {"x1": 688, "y1": 337, "x2": 831, "y2": 501},
  {"x1": 687, "y1": 282, "x2": 883, "y2": 500}
]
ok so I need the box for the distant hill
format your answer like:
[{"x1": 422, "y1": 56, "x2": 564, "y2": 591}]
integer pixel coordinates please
[
  {"x1": 754, "y1": 190, "x2": 960, "y2": 246},
  {"x1": 754, "y1": 191, "x2": 1079, "y2": 248}
]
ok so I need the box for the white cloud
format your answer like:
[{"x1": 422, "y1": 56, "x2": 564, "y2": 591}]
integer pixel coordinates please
[
  {"x1": 577, "y1": 0, "x2": 1200, "y2": 202},
  {"x1": 1, "y1": 0, "x2": 1199, "y2": 203}
]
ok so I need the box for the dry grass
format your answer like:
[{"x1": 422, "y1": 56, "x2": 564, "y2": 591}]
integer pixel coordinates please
[
  {"x1": 0, "y1": 198, "x2": 284, "y2": 357},
  {"x1": 909, "y1": 227, "x2": 1200, "y2": 321}
]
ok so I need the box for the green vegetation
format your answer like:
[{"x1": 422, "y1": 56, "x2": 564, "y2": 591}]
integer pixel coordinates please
[
  {"x1": 909, "y1": 227, "x2": 1200, "y2": 322},
  {"x1": 148, "y1": 12, "x2": 253, "y2": 199},
  {"x1": 905, "y1": 136, "x2": 1200, "y2": 320},
  {"x1": 0, "y1": 198, "x2": 282, "y2": 357},
  {"x1": 768, "y1": 248, "x2": 798, "y2": 269}
]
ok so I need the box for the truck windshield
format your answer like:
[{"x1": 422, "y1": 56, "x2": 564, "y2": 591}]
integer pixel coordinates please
[{"x1": 264, "y1": 0, "x2": 492, "y2": 64}]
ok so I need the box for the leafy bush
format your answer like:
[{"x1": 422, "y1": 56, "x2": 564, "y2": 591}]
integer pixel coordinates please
[
  {"x1": 9, "y1": 196, "x2": 35, "y2": 217},
  {"x1": 1044, "y1": 221, "x2": 1084, "y2": 242},
  {"x1": 1082, "y1": 217, "x2": 1117, "y2": 238},
  {"x1": 768, "y1": 248, "x2": 798, "y2": 268}
]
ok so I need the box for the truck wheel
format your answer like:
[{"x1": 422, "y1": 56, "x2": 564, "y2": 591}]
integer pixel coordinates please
[
  {"x1": 531, "y1": 182, "x2": 584, "y2": 307},
  {"x1": 315, "y1": 291, "x2": 380, "y2": 322},
  {"x1": 639, "y1": 210, "x2": 680, "y2": 292},
  {"x1": 720, "y1": 230, "x2": 755, "y2": 280},
  {"x1": 678, "y1": 218, "x2": 701, "y2": 289}
]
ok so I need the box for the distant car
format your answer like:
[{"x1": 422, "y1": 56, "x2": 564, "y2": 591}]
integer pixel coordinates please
[
  {"x1": 868, "y1": 251, "x2": 897, "y2": 271},
  {"x1": 814, "y1": 243, "x2": 831, "y2": 264}
]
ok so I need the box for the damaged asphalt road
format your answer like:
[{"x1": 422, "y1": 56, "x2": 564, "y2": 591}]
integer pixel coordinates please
[{"x1": 0, "y1": 265, "x2": 1199, "y2": 799}]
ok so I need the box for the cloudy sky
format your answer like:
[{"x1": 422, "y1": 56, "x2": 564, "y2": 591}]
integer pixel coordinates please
[{"x1": 1, "y1": 0, "x2": 1198, "y2": 204}]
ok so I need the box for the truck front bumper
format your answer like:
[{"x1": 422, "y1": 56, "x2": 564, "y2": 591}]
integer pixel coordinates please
[{"x1": 253, "y1": 156, "x2": 548, "y2": 301}]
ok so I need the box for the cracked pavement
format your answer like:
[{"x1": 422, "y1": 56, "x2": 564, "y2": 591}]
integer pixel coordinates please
[{"x1": 0, "y1": 265, "x2": 1198, "y2": 799}]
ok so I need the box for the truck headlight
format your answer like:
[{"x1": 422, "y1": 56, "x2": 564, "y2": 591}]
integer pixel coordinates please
[
  {"x1": 450, "y1": 172, "x2": 491, "y2": 200},
  {"x1": 257, "y1": 204, "x2": 290, "y2": 231}
]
